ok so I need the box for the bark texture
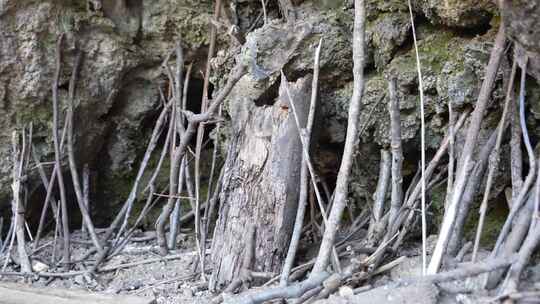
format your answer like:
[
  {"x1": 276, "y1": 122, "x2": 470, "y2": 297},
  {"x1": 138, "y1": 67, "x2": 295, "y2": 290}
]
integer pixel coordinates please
[{"x1": 209, "y1": 75, "x2": 312, "y2": 290}]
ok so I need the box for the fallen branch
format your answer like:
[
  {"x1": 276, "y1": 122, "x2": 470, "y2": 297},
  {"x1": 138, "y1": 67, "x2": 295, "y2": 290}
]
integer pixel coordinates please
[
  {"x1": 492, "y1": 290, "x2": 540, "y2": 302},
  {"x1": 311, "y1": 254, "x2": 405, "y2": 302},
  {"x1": 445, "y1": 96, "x2": 455, "y2": 212},
  {"x1": 501, "y1": 189, "x2": 540, "y2": 295},
  {"x1": 81, "y1": 164, "x2": 90, "y2": 237},
  {"x1": 403, "y1": 255, "x2": 516, "y2": 285},
  {"x1": 115, "y1": 98, "x2": 171, "y2": 241},
  {"x1": 448, "y1": 128, "x2": 498, "y2": 255},
  {"x1": 223, "y1": 272, "x2": 331, "y2": 304},
  {"x1": 379, "y1": 111, "x2": 470, "y2": 257},
  {"x1": 509, "y1": 75, "x2": 523, "y2": 201}
]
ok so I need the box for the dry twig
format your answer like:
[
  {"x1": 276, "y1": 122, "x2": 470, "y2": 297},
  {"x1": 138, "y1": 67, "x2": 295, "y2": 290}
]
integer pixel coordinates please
[
  {"x1": 472, "y1": 59, "x2": 517, "y2": 261},
  {"x1": 428, "y1": 23, "x2": 506, "y2": 274},
  {"x1": 280, "y1": 38, "x2": 322, "y2": 287},
  {"x1": 312, "y1": 0, "x2": 366, "y2": 275}
]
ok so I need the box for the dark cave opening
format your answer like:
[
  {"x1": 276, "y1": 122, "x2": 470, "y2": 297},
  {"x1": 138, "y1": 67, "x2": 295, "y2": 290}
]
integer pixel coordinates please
[{"x1": 0, "y1": 71, "x2": 219, "y2": 239}]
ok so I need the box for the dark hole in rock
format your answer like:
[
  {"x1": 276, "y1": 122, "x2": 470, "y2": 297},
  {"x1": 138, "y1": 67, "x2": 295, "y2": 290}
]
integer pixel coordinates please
[
  {"x1": 254, "y1": 78, "x2": 280, "y2": 107},
  {"x1": 0, "y1": 73, "x2": 218, "y2": 237},
  {"x1": 451, "y1": 13, "x2": 493, "y2": 37},
  {"x1": 22, "y1": 170, "x2": 83, "y2": 236}
]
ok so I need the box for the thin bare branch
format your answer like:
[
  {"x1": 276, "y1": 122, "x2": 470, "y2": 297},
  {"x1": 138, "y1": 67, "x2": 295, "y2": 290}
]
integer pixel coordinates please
[
  {"x1": 366, "y1": 149, "x2": 391, "y2": 246},
  {"x1": 280, "y1": 38, "x2": 322, "y2": 286},
  {"x1": 156, "y1": 63, "x2": 248, "y2": 255},
  {"x1": 52, "y1": 33, "x2": 71, "y2": 266},
  {"x1": 65, "y1": 50, "x2": 103, "y2": 254},
  {"x1": 492, "y1": 57, "x2": 535, "y2": 257},
  {"x1": 406, "y1": 0, "x2": 428, "y2": 274},
  {"x1": 472, "y1": 59, "x2": 517, "y2": 261},
  {"x1": 428, "y1": 23, "x2": 506, "y2": 274},
  {"x1": 387, "y1": 75, "x2": 403, "y2": 227},
  {"x1": 312, "y1": 0, "x2": 366, "y2": 275}
]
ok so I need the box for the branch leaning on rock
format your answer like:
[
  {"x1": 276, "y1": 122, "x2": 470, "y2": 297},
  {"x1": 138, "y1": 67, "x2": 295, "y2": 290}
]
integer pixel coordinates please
[
  {"x1": 281, "y1": 71, "x2": 342, "y2": 273},
  {"x1": 370, "y1": 110, "x2": 469, "y2": 265},
  {"x1": 366, "y1": 149, "x2": 391, "y2": 246},
  {"x1": 170, "y1": 60, "x2": 193, "y2": 250},
  {"x1": 6, "y1": 129, "x2": 32, "y2": 274},
  {"x1": 194, "y1": 0, "x2": 223, "y2": 278},
  {"x1": 472, "y1": 57, "x2": 518, "y2": 262},
  {"x1": 91, "y1": 48, "x2": 184, "y2": 264},
  {"x1": 491, "y1": 56, "x2": 536, "y2": 259},
  {"x1": 155, "y1": 62, "x2": 249, "y2": 256},
  {"x1": 85, "y1": 88, "x2": 175, "y2": 275},
  {"x1": 119, "y1": 48, "x2": 181, "y2": 248},
  {"x1": 406, "y1": 0, "x2": 428, "y2": 274},
  {"x1": 311, "y1": 0, "x2": 366, "y2": 276},
  {"x1": 65, "y1": 49, "x2": 104, "y2": 255},
  {"x1": 428, "y1": 22, "x2": 506, "y2": 274},
  {"x1": 52, "y1": 33, "x2": 71, "y2": 267},
  {"x1": 32, "y1": 119, "x2": 67, "y2": 251},
  {"x1": 400, "y1": 255, "x2": 517, "y2": 286},
  {"x1": 499, "y1": 58, "x2": 540, "y2": 295},
  {"x1": 280, "y1": 38, "x2": 323, "y2": 287},
  {"x1": 387, "y1": 75, "x2": 403, "y2": 230}
]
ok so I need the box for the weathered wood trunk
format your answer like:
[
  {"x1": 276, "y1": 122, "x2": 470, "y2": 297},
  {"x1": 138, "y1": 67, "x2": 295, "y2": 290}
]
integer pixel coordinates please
[{"x1": 209, "y1": 75, "x2": 312, "y2": 290}]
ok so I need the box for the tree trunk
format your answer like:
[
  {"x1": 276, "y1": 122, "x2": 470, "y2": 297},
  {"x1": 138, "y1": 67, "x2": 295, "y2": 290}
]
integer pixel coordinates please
[{"x1": 209, "y1": 75, "x2": 312, "y2": 291}]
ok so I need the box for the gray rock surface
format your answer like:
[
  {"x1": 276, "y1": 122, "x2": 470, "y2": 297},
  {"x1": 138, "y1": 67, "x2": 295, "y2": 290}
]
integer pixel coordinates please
[
  {"x1": 314, "y1": 283, "x2": 440, "y2": 304},
  {"x1": 0, "y1": 0, "x2": 539, "y2": 229},
  {"x1": 0, "y1": 0, "x2": 214, "y2": 220}
]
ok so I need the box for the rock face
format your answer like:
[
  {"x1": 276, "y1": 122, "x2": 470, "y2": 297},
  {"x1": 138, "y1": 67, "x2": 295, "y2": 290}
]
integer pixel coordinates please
[
  {"x1": 0, "y1": 1, "x2": 539, "y2": 238},
  {"x1": 418, "y1": 0, "x2": 496, "y2": 28},
  {"x1": 502, "y1": 0, "x2": 540, "y2": 81},
  {"x1": 0, "y1": 0, "x2": 214, "y2": 223}
]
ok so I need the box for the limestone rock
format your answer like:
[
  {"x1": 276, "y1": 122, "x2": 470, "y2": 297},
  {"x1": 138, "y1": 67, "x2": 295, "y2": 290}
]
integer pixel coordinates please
[
  {"x1": 418, "y1": 0, "x2": 496, "y2": 28},
  {"x1": 502, "y1": 0, "x2": 540, "y2": 82},
  {"x1": 0, "y1": 0, "x2": 212, "y2": 220},
  {"x1": 314, "y1": 283, "x2": 439, "y2": 304}
]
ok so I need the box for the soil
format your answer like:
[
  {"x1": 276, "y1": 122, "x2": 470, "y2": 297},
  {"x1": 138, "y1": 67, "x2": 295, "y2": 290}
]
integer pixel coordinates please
[{"x1": 0, "y1": 229, "x2": 212, "y2": 304}]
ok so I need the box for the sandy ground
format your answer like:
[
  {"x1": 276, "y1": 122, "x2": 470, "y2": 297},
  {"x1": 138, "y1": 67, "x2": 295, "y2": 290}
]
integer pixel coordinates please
[
  {"x1": 0, "y1": 230, "x2": 212, "y2": 304},
  {"x1": 2, "y1": 230, "x2": 539, "y2": 304}
]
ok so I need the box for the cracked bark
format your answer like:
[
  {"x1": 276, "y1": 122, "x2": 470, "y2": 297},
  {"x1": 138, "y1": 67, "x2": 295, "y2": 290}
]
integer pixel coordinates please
[{"x1": 209, "y1": 75, "x2": 311, "y2": 291}]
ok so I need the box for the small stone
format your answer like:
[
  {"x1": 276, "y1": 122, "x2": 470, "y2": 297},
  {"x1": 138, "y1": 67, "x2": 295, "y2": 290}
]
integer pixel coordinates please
[
  {"x1": 338, "y1": 286, "x2": 354, "y2": 297},
  {"x1": 31, "y1": 261, "x2": 49, "y2": 272},
  {"x1": 182, "y1": 288, "x2": 194, "y2": 298},
  {"x1": 73, "y1": 275, "x2": 85, "y2": 286}
]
